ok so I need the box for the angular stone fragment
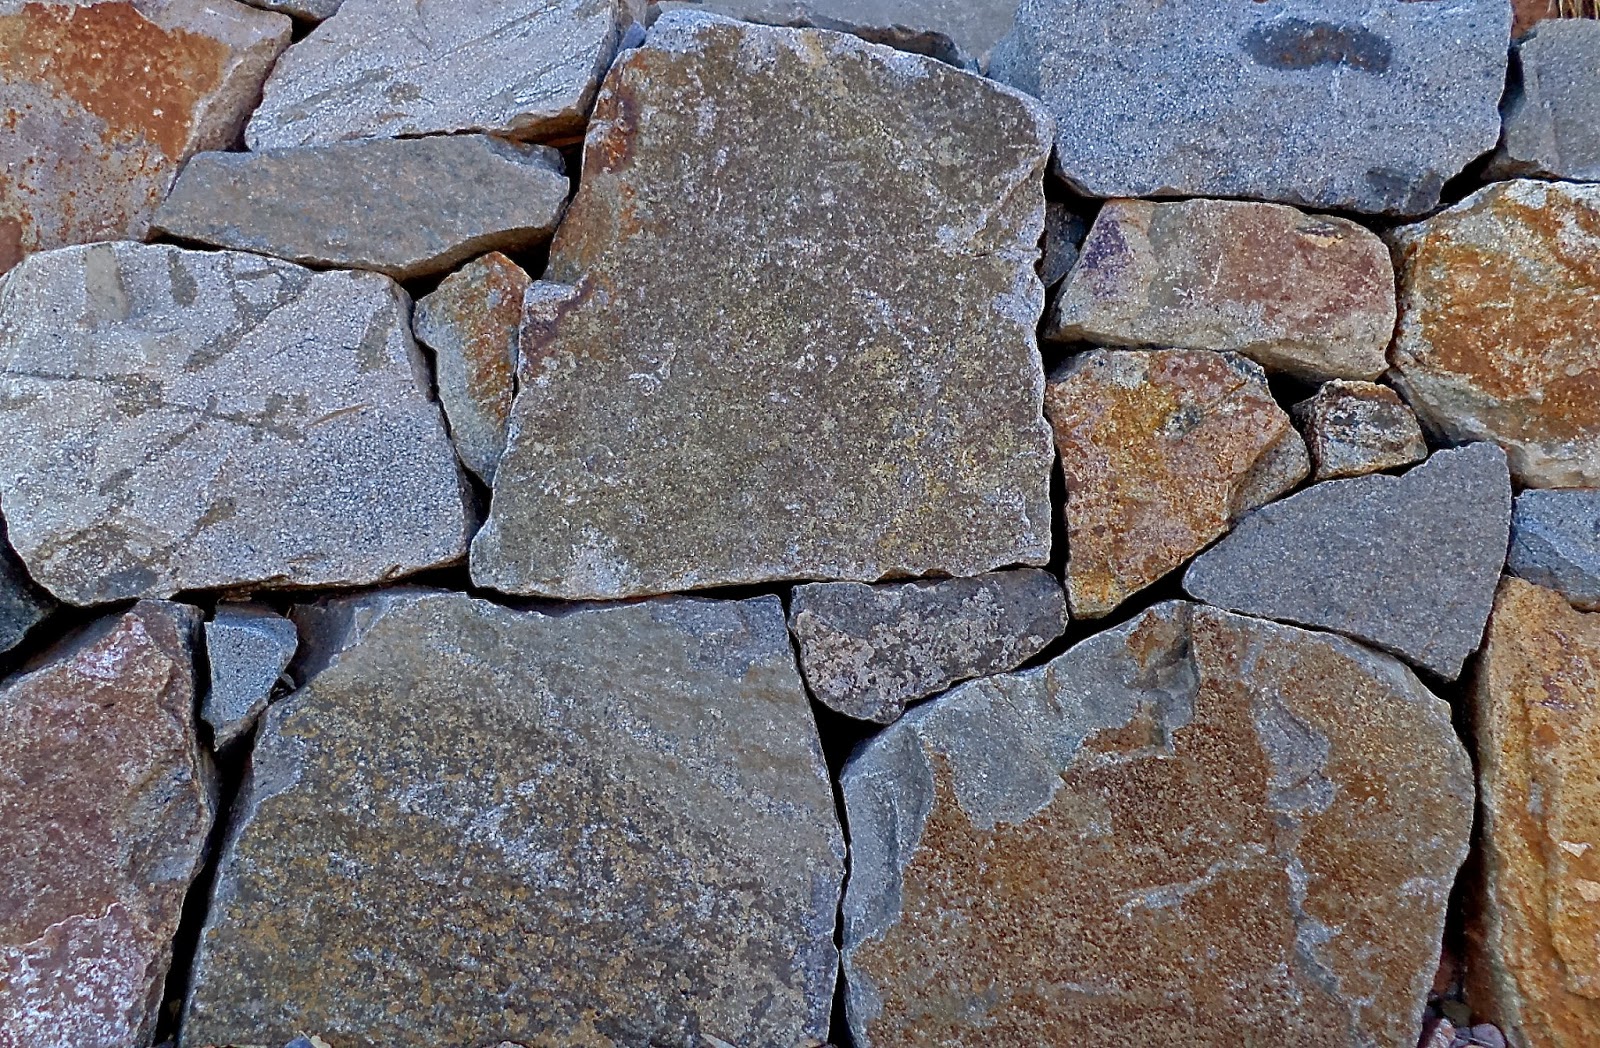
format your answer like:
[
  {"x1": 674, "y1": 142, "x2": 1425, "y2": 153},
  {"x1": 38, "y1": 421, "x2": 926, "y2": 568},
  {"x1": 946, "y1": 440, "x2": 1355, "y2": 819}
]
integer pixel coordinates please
[
  {"x1": 0, "y1": 0, "x2": 290, "y2": 274},
  {"x1": 790, "y1": 568, "x2": 1068, "y2": 724},
  {"x1": 182, "y1": 591, "x2": 843, "y2": 1048},
  {"x1": 0, "y1": 243, "x2": 471, "y2": 605},
  {"x1": 472, "y1": 14, "x2": 1056, "y2": 599},
  {"x1": 202, "y1": 603, "x2": 298, "y2": 749},
  {"x1": 1044, "y1": 349, "x2": 1307, "y2": 619},
  {"x1": 246, "y1": 0, "x2": 636, "y2": 149},
  {"x1": 1492, "y1": 20, "x2": 1600, "y2": 182},
  {"x1": 1048, "y1": 198, "x2": 1396, "y2": 382},
  {"x1": 841, "y1": 602, "x2": 1474, "y2": 1048},
  {"x1": 414, "y1": 253, "x2": 530, "y2": 483},
  {"x1": 1039, "y1": 200, "x2": 1085, "y2": 290},
  {"x1": 0, "y1": 602, "x2": 215, "y2": 1048},
  {"x1": 238, "y1": 0, "x2": 340, "y2": 20},
  {"x1": 0, "y1": 523, "x2": 54, "y2": 656},
  {"x1": 1293, "y1": 380, "x2": 1429, "y2": 482},
  {"x1": 1509, "y1": 489, "x2": 1600, "y2": 612},
  {"x1": 1185, "y1": 443, "x2": 1511, "y2": 680},
  {"x1": 990, "y1": 0, "x2": 1510, "y2": 215},
  {"x1": 1470, "y1": 578, "x2": 1600, "y2": 1048},
  {"x1": 152, "y1": 138, "x2": 568, "y2": 282},
  {"x1": 1389, "y1": 180, "x2": 1600, "y2": 489}
]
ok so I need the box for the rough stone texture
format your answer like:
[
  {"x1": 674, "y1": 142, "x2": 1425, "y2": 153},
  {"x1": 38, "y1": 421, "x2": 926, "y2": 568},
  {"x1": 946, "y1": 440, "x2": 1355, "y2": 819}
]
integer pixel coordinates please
[
  {"x1": 1513, "y1": 0, "x2": 1554, "y2": 38},
  {"x1": 1492, "y1": 19, "x2": 1600, "y2": 182},
  {"x1": 471, "y1": 13, "x2": 1056, "y2": 600},
  {"x1": 1047, "y1": 198, "x2": 1396, "y2": 382},
  {"x1": 1293, "y1": 380, "x2": 1429, "y2": 482},
  {"x1": 0, "y1": 242, "x2": 471, "y2": 605},
  {"x1": 238, "y1": 0, "x2": 340, "y2": 20},
  {"x1": 413, "y1": 253, "x2": 530, "y2": 484},
  {"x1": 0, "y1": 0, "x2": 291, "y2": 274},
  {"x1": 0, "y1": 602, "x2": 215, "y2": 1048},
  {"x1": 1038, "y1": 200, "x2": 1085, "y2": 289},
  {"x1": 202, "y1": 603, "x2": 298, "y2": 749},
  {"x1": 789, "y1": 569, "x2": 1068, "y2": 724},
  {"x1": 245, "y1": 0, "x2": 636, "y2": 149},
  {"x1": 1470, "y1": 578, "x2": 1600, "y2": 1048},
  {"x1": 1044, "y1": 349, "x2": 1307, "y2": 619},
  {"x1": 1389, "y1": 179, "x2": 1600, "y2": 489},
  {"x1": 152, "y1": 138, "x2": 568, "y2": 282},
  {"x1": 182, "y1": 591, "x2": 844, "y2": 1048},
  {"x1": 840, "y1": 601, "x2": 1474, "y2": 1048},
  {"x1": 1509, "y1": 489, "x2": 1600, "y2": 612},
  {"x1": 0, "y1": 525, "x2": 54, "y2": 656},
  {"x1": 1185, "y1": 443, "x2": 1512, "y2": 680},
  {"x1": 989, "y1": 0, "x2": 1510, "y2": 216}
]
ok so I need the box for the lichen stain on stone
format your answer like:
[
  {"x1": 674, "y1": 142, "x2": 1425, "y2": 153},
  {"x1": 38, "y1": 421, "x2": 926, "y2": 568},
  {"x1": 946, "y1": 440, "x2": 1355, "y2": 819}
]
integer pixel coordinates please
[{"x1": 1243, "y1": 19, "x2": 1394, "y2": 74}]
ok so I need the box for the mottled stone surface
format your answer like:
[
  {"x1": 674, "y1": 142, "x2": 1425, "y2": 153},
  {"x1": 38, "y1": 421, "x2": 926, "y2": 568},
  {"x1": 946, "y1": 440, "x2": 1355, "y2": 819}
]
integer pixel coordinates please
[
  {"x1": 152, "y1": 138, "x2": 568, "y2": 281},
  {"x1": 1044, "y1": 349, "x2": 1307, "y2": 619},
  {"x1": 1048, "y1": 198, "x2": 1396, "y2": 382},
  {"x1": 1293, "y1": 380, "x2": 1429, "y2": 482},
  {"x1": 790, "y1": 569, "x2": 1067, "y2": 724},
  {"x1": 246, "y1": 0, "x2": 635, "y2": 148},
  {"x1": 0, "y1": 242, "x2": 471, "y2": 605},
  {"x1": 202, "y1": 603, "x2": 298, "y2": 749},
  {"x1": 472, "y1": 13, "x2": 1056, "y2": 599},
  {"x1": 841, "y1": 602, "x2": 1473, "y2": 1048},
  {"x1": 1185, "y1": 443, "x2": 1511, "y2": 680},
  {"x1": 413, "y1": 253, "x2": 530, "y2": 483},
  {"x1": 182, "y1": 591, "x2": 843, "y2": 1048},
  {"x1": 0, "y1": 0, "x2": 290, "y2": 273},
  {"x1": 0, "y1": 602, "x2": 215, "y2": 1048},
  {"x1": 1470, "y1": 578, "x2": 1600, "y2": 1048},
  {"x1": 1389, "y1": 180, "x2": 1600, "y2": 489},
  {"x1": 990, "y1": 0, "x2": 1510, "y2": 215},
  {"x1": 1039, "y1": 200, "x2": 1085, "y2": 289},
  {"x1": 1510, "y1": 489, "x2": 1600, "y2": 612},
  {"x1": 1492, "y1": 20, "x2": 1600, "y2": 182},
  {"x1": 0, "y1": 525, "x2": 53, "y2": 656}
]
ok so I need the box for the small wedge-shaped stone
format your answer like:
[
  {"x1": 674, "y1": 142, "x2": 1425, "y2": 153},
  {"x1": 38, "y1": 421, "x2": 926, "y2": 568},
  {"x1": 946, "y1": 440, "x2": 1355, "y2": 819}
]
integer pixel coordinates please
[
  {"x1": 182, "y1": 591, "x2": 843, "y2": 1048},
  {"x1": 1389, "y1": 180, "x2": 1600, "y2": 488},
  {"x1": 238, "y1": 0, "x2": 341, "y2": 20},
  {"x1": 0, "y1": 602, "x2": 215, "y2": 1048},
  {"x1": 1510, "y1": 489, "x2": 1600, "y2": 612},
  {"x1": 153, "y1": 138, "x2": 568, "y2": 281},
  {"x1": 0, "y1": 243, "x2": 470, "y2": 605},
  {"x1": 1470, "y1": 579, "x2": 1600, "y2": 1048},
  {"x1": 790, "y1": 569, "x2": 1068, "y2": 724},
  {"x1": 246, "y1": 0, "x2": 635, "y2": 149},
  {"x1": 1293, "y1": 380, "x2": 1429, "y2": 482},
  {"x1": 841, "y1": 602, "x2": 1473, "y2": 1048},
  {"x1": 472, "y1": 14, "x2": 1056, "y2": 599},
  {"x1": 1492, "y1": 20, "x2": 1600, "y2": 182},
  {"x1": 1048, "y1": 198, "x2": 1396, "y2": 382},
  {"x1": 0, "y1": 521, "x2": 54, "y2": 656},
  {"x1": 202, "y1": 603, "x2": 298, "y2": 749},
  {"x1": 1044, "y1": 349, "x2": 1307, "y2": 619},
  {"x1": 1185, "y1": 443, "x2": 1511, "y2": 680}
]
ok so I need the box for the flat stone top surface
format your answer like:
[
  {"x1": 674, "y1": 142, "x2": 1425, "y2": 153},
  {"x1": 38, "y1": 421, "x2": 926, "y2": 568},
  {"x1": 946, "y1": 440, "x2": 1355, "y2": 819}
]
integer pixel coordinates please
[{"x1": 653, "y1": 0, "x2": 1023, "y2": 63}]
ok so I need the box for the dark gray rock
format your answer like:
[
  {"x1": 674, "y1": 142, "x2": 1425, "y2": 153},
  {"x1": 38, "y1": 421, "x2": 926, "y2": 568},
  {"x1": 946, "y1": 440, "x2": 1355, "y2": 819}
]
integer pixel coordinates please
[
  {"x1": 1039, "y1": 200, "x2": 1085, "y2": 289},
  {"x1": 202, "y1": 604, "x2": 298, "y2": 748},
  {"x1": 1492, "y1": 19, "x2": 1600, "y2": 182},
  {"x1": 1509, "y1": 489, "x2": 1600, "y2": 611},
  {"x1": 0, "y1": 525, "x2": 53, "y2": 656}
]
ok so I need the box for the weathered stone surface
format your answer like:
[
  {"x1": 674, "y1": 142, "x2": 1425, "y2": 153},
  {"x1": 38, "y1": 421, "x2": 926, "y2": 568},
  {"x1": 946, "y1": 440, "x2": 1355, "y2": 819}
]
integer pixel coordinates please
[
  {"x1": 790, "y1": 568, "x2": 1067, "y2": 724},
  {"x1": 0, "y1": 602, "x2": 215, "y2": 1048},
  {"x1": 1470, "y1": 578, "x2": 1600, "y2": 1048},
  {"x1": 1185, "y1": 443, "x2": 1511, "y2": 680},
  {"x1": 1389, "y1": 179, "x2": 1600, "y2": 489},
  {"x1": 152, "y1": 137, "x2": 568, "y2": 282},
  {"x1": 238, "y1": 0, "x2": 340, "y2": 20},
  {"x1": 0, "y1": 523, "x2": 54, "y2": 656},
  {"x1": 182, "y1": 591, "x2": 843, "y2": 1048},
  {"x1": 1039, "y1": 199, "x2": 1085, "y2": 289},
  {"x1": 1509, "y1": 489, "x2": 1600, "y2": 612},
  {"x1": 1293, "y1": 380, "x2": 1429, "y2": 482},
  {"x1": 1513, "y1": 0, "x2": 1554, "y2": 38},
  {"x1": 472, "y1": 14, "x2": 1056, "y2": 599},
  {"x1": 0, "y1": 0, "x2": 290, "y2": 274},
  {"x1": 0, "y1": 242, "x2": 471, "y2": 605},
  {"x1": 841, "y1": 601, "x2": 1473, "y2": 1048},
  {"x1": 202, "y1": 603, "x2": 298, "y2": 749},
  {"x1": 1044, "y1": 349, "x2": 1307, "y2": 619},
  {"x1": 990, "y1": 0, "x2": 1510, "y2": 215},
  {"x1": 413, "y1": 253, "x2": 530, "y2": 483},
  {"x1": 1492, "y1": 20, "x2": 1600, "y2": 182},
  {"x1": 245, "y1": 0, "x2": 635, "y2": 149},
  {"x1": 1048, "y1": 198, "x2": 1396, "y2": 382}
]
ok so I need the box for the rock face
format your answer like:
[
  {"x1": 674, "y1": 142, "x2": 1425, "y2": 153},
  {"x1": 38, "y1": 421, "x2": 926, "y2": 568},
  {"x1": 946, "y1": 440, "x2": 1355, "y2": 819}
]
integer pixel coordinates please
[
  {"x1": 471, "y1": 13, "x2": 1056, "y2": 600},
  {"x1": 0, "y1": 602, "x2": 215, "y2": 1048},
  {"x1": 1185, "y1": 443, "x2": 1512, "y2": 680},
  {"x1": 989, "y1": 0, "x2": 1510, "y2": 215},
  {"x1": 1047, "y1": 198, "x2": 1395, "y2": 382},
  {"x1": 1044, "y1": 349, "x2": 1307, "y2": 619},
  {"x1": 0, "y1": 0, "x2": 291, "y2": 273},
  {"x1": 0, "y1": 527, "x2": 54, "y2": 656},
  {"x1": 1039, "y1": 200, "x2": 1086, "y2": 289},
  {"x1": 1389, "y1": 179, "x2": 1600, "y2": 489},
  {"x1": 245, "y1": 0, "x2": 635, "y2": 149},
  {"x1": 239, "y1": 0, "x2": 340, "y2": 20},
  {"x1": 202, "y1": 603, "x2": 299, "y2": 748},
  {"x1": 152, "y1": 138, "x2": 569, "y2": 282},
  {"x1": 1493, "y1": 20, "x2": 1600, "y2": 182},
  {"x1": 1509, "y1": 489, "x2": 1600, "y2": 612},
  {"x1": 413, "y1": 253, "x2": 530, "y2": 484},
  {"x1": 0, "y1": 242, "x2": 471, "y2": 605},
  {"x1": 1470, "y1": 578, "x2": 1600, "y2": 1048},
  {"x1": 182, "y1": 591, "x2": 844, "y2": 1048},
  {"x1": 1293, "y1": 380, "x2": 1429, "y2": 482},
  {"x1": 790, "y1": 569, "x2": 1068, "y2": 724},
  {"x1": 840, "y1": 602, "x2": 1474, "y2": 1048}
]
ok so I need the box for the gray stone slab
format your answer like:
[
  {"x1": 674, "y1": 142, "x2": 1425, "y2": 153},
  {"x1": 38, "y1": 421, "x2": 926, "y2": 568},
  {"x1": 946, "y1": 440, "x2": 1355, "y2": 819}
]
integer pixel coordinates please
[
  {"x1": 0, "y1": 526, "x2": 53, "y2": 657},
  {"x1": 1509, "y1": 488, "x2": 1600, "y2": 611},
  {"x1": 238, "y1": 0, "x2": 341, "y2": 20},
  {"x1": 1492, "y1": 19, "x2": 1600, "y2": 182},
  {"x1": 202, "y1": 603, "x2": 298, "y2": 748}
]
